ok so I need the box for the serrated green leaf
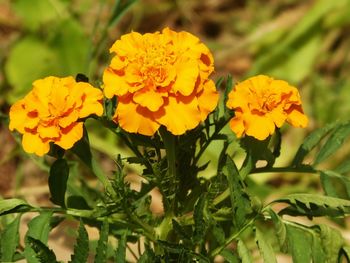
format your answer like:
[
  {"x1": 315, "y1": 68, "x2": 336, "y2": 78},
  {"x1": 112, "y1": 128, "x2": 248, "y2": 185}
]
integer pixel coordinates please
[
  {"x1": 268, "y1": 209, "x2": 287, "y2": 252},
  {"x1": 69, "y1": 221, "x2": 89, "y2": 263},
  {"x1": 237, "y1": 239, "x2": 253, "y2": 263},
  {"x1": 315, "y1": 224, "x2": 344, "y2": 263},
  {"x1": 285, "y1": 224, "x2": 313, "y2": 263},
  {"x1": 292, "y1": 121, "x2": 339, "y2": 166},
  {"x1": 0, "y1": 198, "x2": 32, "y2": 216},
  {"x1": 255, "y1": 227, "x2": 277, "y2": 263},
  {"x1": 49, "y1": 158, "x2": 69, "y2": 207},
  {"x1": 193, "y1": 194, "x2": 208, "y2": 245},
  {"x1": 0, "y1": 214, "x2": 21, "y2": 262},
  {"x1": 275, "y1": 193, "x2": 350, "y2": 217},
  {"x1": 27, "y1": 237, "x2": 58, "y2": 263},
  {"x1": 224, "y1": 156, "x2": 252, "y2": 228},
  {"x1": 94, "y1": 220, "x2": 109, "y2": 263},
  {"x1": 315, "y1": 122, "x2": 350, "y2": 165},
  {"x1": 115, "y1": 230, "x2": 127, "y2": 263},
  {"x1": 24, "y1": 212, "x2": 54, "y2": 263}
]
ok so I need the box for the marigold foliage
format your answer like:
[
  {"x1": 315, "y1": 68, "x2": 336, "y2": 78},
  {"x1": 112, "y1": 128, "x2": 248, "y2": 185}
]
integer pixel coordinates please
[
  {"x1": 226, "y1": 75, "x2": 308, "y2": 140},
  {"x1": 9, "y1": 76, "x2": 103, "y2": 156},
  {"x1": 103, "y1": 27, "x2": 219, "y2": 136}
]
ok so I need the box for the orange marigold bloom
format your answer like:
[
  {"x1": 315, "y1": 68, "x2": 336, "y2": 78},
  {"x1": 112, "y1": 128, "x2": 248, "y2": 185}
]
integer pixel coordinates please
[
  {"x1": 103, "y1": 27, "x2": 218, "y2": 136},
  {"x1": 226, "y1": 75, "x2": 308, "y2": 140},
  {"x1": 9, "y1": 76, "x2": 103, "y2": 156}
]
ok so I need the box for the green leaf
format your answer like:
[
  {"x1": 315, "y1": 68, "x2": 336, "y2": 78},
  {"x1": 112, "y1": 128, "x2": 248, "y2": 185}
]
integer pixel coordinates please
[
  {"x1": 51, "y1": 19, "x2": 90, "y2": 75},
  {"x1": 12, "y1": 0, "x2": 64, "y2": 30},
  {"x1": 268, "y1": 209, "x2": 287, "y2": 252},
  {"x1": 26, "y1": 237, "x2": 58, "y2": 263},
  {"x1": 224, "y1": 156, "x2": 253, "y2": 228},
  {"x1": 237, "y1": 239, "x2": 253, "y2": 263},
  {"x1": 193, "y1": 194, "x2": 208, "y2": 245},
  {"x1": 320, "y1": 170, "x2": 350, "y2": 199},
  {"x1": 115, "y1": 230, "x2": 127, "y2": 263},
  {"x1": 342, "y1": 246, "x2": 350, "y2": 261},
  {"x1": 220, "y1": 249, "x2": 239, "y2": 263},
  {"x1": 5, "y1": 36, "x2": 59, "y2": 103},
  {"x1": 138, "y1": 247, "x2": 157, "y2": 263},
  {"x1": 255, "y1": 227, "x2": 277, "y2": 263},
  {"x1": 49, "y1": 158, "x2": 69, "y2": 207},
  {"x1": 0, "y1": 198, "x2": 31, "y2": 216},
  {"x1": 69, "y1": 221, "x2": 89, "y2": 263},
  {"x1": 292, "y1": 121, "x2": 339, "y2": 166},
  {"x1": 314, "y1": 224, "x2": 344, "y2": 263},
  {"x1": 315, "y1": 121, "x2": 350, "y2": 165},
  {"x1": 285, "y1": 224, "x2": 313, "y2": 263},
  {"x1": 94, "y1": 220, "x2": 109, "y2": 263},
  {"x1": 0, "y1": 214, "x2": 21, "y2": 262},
  {"x1": 71, "y1": 128, "x2": 116, "y2": 199},
  {"x1": 275, "y1": 193, "x2": 350, "y2": 217},
  {"x1": 24, "y1": 212, "x2": 54, "y2": 263}
]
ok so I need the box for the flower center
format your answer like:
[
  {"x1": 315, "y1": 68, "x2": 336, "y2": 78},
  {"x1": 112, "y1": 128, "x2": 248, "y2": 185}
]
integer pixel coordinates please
[{"x1": 136, "y1": 45, "x2": 174, "y2": 87}]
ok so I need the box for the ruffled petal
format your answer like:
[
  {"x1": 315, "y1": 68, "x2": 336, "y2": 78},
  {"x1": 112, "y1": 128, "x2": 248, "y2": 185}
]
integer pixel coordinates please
[
  {"x1": 77, "y1": 83, "x2": 104, "y2": 118},
  {"x1": 172, "y1": 58, "x2": 199, "y2": 96},
  {"x1": 116, "y1": 95, "x2": 160, "y2": 136},
  {"x1": 197, "y1": 80, "x2": 219, "y2": 121},
  {"x1": 156, "y1": 94, "x2": 201, "y2": 135},
  {"x1": 9, "y1": 99, "x2": 28, "y2": 133},
  {"x1": 133, "y1": 88, "x2": 164, "y2": 112},
  {"x1": 37, "y1": 125, "x2": 60, "y2": 139},
  {"x1": 286, "y1": 105, "x2": 308, "y2": 128},
  {"x1": 245, "y1": 113, "x2": 276, "y2": 140},
  {"x1": 229, "y1": 112, "x2": 245, "y2": 138},
  {"x1": 22, "y1": 132, "x2": 50, "y2": 156},
  {"x1": 103, "y1": 68, "x2": 130, "y2": 98},
  {"x1": 55, "y1": 122, "x2": 83, "y2": 150}
]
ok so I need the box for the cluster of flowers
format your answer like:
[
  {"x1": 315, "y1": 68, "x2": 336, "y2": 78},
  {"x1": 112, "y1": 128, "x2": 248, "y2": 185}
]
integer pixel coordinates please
[{"x1": 9, "y1": 28, "x2": 308, "y2": 156}]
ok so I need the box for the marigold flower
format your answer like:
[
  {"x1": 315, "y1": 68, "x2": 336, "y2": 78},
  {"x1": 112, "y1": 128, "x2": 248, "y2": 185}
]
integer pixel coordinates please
[
  {"x1": 226, "y1": 75, "x2": 308, "y2": 140},
  {"x1": 103, "y1": 27, "x2": 218, "y2": 136},
  {"x1": 9, "y1": 76, "x2": 103, "y2": 156}
]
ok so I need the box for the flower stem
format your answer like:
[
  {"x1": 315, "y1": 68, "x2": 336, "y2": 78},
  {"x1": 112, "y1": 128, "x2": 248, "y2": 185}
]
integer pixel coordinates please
[
  {"x1": 159, "y1": 127, "x2": 177, "y2": 181},
  {"x1": 209, "y1": 216, "x2": 256, "y2": 258}
]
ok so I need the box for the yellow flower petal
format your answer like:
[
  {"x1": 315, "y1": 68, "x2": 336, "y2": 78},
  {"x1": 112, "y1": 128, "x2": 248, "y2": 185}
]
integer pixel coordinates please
[
  {"x1": 286, "y1": 105, "x2": 308, "y2": 128},
  {"x1": 22, "y1": 132, "x2": 50, "y2": 156},
  {"x1": 37, "y1": 125, "x2": 60, "y2": 139},
  {"x1": 245, "y1": 113, "x2": 275, "y2": 140},
  {"x1": 133, "y1": 88, "x2": 165, "y2": 112},
  {"x1": 197, "y1": 80, "x2": 219, "y2": 121},
  {"x1": 156, "y1": 95, "x2": 201, "y2": 135},
  {"x1": 55, "y1": 122, "x2": 83, "y2": 150},
  {"x1": 172, "y1": 58, "x2": 199, "y2": 96},
  {"x1": 103, "y1": 68, "x2": 130, "y2": 98},
  {"x1": 76, "y1": 82, "x2": 104, "y2": 118},
  {"x1": 9, "y1": 99, "x2": 27, "y2": 133},
  {"x1": 116, "y1": 95, "x2": 160, "y2": 136},
  {"x1": 229, "y1": 112, "x2": 245, "y2": 138}
]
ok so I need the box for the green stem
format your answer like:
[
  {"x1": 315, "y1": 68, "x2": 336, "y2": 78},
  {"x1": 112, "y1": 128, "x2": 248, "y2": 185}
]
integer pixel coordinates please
[
  {"x1": 194, "y1": 117, "x2": 230, "y2": 164},
  {"x1": 209, "y1": 216, "x2": 256, "y2": 258},
  {"x1": 159, "y1": 127, "x2": 177, "y2": 181}
]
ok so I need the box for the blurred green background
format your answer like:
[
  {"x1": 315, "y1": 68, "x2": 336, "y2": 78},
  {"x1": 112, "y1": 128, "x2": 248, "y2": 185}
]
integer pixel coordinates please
[{"x1": 1, "y1": 0, "x2": 350, "y2": 204}]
